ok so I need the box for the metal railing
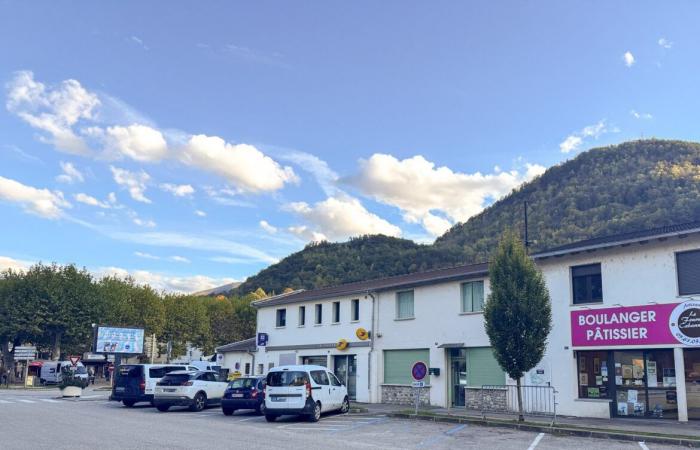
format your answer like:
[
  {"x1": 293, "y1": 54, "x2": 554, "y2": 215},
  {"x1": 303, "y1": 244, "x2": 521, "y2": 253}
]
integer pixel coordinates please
[{"x1": 471, "y1": 385, "x2": 557, "y2": 425}]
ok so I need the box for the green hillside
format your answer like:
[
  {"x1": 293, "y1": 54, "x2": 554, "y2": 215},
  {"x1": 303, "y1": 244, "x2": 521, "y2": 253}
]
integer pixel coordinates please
[{"x1": 235, "y1": 139, "x2": 700, "y2": 295}]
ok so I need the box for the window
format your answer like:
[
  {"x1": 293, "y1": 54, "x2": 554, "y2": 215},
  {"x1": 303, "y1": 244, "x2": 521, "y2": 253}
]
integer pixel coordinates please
[
  {"x1": 461, "y1": 281, "x2": 485, "y2": 313},
  {"x1": 396, "y1": 290, "x2": 414, "y2": 319},
  {"x1": 351, "y1": 299, "x2": 360, "y2": 321},
  {"x1": 310, "y1": 370, "x2": 329, "y2": 385},
  {"x1": 330, "y1": 373, "x2": 342, "y2": 386},
  {"x1": 677, "y1": 250, "x2": 700, "y2": 296},
  {"x1": 268, "y1": 362, "x2": 275, "y2": 371},
  {"x1": 267, "y1": 371, "x2": 308, "y2": 387},
  {"x1": 572, "y1": 263, "x2": 603, "y2": 304},
  {"x1": 256, "y1": 364, "x2": 263, "y2": 375},
  {"x1": 244, "y1": 363, "x2": 250, "y2": 375},
  {"x1": 315, "y1": 303, "x2": 323, "y2": 324},
  {"x1": 298, "y1": 306, "x2": 306, "y2": 326},
  {"x1": 332, "y1": 301, "x2": 340, "y2": 323},
  {"x1": 383, "y1": 349, "x2": 429, "y2": 385},
  {"x1": 576, "y1": 350, "x2": 610, "y2": 399},
  {"x1": 276, "y1": 308, "x2": 286, "y2": 327}
]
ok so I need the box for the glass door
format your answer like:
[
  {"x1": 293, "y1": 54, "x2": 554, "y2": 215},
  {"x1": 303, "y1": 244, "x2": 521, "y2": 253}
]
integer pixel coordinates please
[
  {"x1": 333, "y1": 355, "x2": 356, "y2": 399},
  {"x1": 449, "y1": 348, "x2": 467, "y2": 407}
]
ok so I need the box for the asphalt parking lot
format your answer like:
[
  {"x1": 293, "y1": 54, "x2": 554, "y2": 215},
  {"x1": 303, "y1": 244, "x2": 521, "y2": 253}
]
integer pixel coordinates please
[{"x1": 0, "y1": 389, "x2": 685, "y2": 450}]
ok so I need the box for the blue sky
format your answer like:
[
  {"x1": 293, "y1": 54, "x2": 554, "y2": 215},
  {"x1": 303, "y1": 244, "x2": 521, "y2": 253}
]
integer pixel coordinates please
[{"x1": 1, "y1": 1, "x2": 699, "y2": 292}]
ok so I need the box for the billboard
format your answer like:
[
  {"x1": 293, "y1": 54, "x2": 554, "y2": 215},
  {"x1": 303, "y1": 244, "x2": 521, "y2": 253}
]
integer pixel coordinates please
[{"x1": 95, "y1": 326, "x2": 144, "y2": 354}]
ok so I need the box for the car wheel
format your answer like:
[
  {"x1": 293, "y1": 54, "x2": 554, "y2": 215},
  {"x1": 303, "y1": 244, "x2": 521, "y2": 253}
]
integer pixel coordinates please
[
  {"x1": 190, "y1": 392, "x2": 206, "y2": 412},
  {"x1": 122, "y1": 400, "x2": 136, "y2": 408},
  {"x1": 340, "y1": 397, "x2": 350, "y2": 414},
  {"x1": 257, "y1": 402, "x2": 266, "y2": 415},
  {"x1": 308, "y1": 402, "x2": 321, "y2": 422},
  {"x1": 222, "y1": 407, "x2": 235, "y2": 416},
  {"x1": 265, "y1": 414, "x2": 277, "y2": 422},
  {"x1": 156, "y1": 404, "x2": 170, "y2": 412}
]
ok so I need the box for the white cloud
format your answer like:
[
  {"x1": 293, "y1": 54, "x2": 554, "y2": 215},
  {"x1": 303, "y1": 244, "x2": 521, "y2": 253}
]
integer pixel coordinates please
[
  {"x1": 96, "y1": 266, "x2": 236, "y2": 294},
  {"x1": 160, "y1": 183, "x2": 195, "y2": 197},
  {"x1": 110, "y1": 166, "x2": 151, "y2": 203},
  {"x1": 129, "y1": 36, "x2": 149, "y2": 51},
  {"x1": 559, "y1": 120, "x2": 618, "y2": 154},
  {"x1": 658, "y1": 38, "x2": 673, "y2": 49},
  {"x1": 203, "y1": 186, "x2": 255, "y2": 207},
  {"x1": 133, "y1": 217, "x2": 156, "y2": 228},
  {"x1": 623, "y1": 51, "x2": 635, "y2": 67},
  {"x1": 102, "y1": 124, "x2": 168, "y2": 162},
  {"x1": 0, "y1": 176, "x2": 70, "y2": 219},
  {"x1": 180, "y1": 134, "x2": 298, "y2": 193},
  {"x1": 209, "y1": 256, "x2": 251, "y2": 264},
  {"x1": 0, "y1": 255, "x2": 33, "y2": 272},
  {"x1": 5, "y1": 70, "x2": 99, "y2": 155},
  {"x1": 134, "y1": 251, "x2": 160, "y2": 260},
  {"x1": 280, "y1": 150, "x2": 339, "y2": 196},
  {"x1": 170, "y1": 255, "x2": 190, "y2": 263},
  {"x1": 259, "y1": 220, "x2": 278, "y2": 234},
  {"x1": 74, "y1": 192, "x2": 111, "y2": 209},
  {"x1": 194, "y1": 210, "x2": 207, "y2": 217},
  {"x1": 348, "y1": 154, "x2": 545, "y2": 236},
  {"x1": 630, "y1": 109, "x2": 653, "y2": 120},
  {"x1": 56, "y1": 161, "x2": 84, "y2": 184},
  {"x1": 285, "y1": 195, "x2": 402, "y2": 242}
]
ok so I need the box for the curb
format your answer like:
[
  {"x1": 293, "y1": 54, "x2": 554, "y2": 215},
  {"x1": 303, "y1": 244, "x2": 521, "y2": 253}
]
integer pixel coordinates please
[{"x1": 388, "y1": 412, "x2": 700, "y2": 448}]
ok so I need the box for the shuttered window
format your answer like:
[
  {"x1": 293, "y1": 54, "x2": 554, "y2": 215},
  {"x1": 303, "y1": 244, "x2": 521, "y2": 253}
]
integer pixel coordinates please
[
  {"x1": 396, "y1": 290, "x2": 414, "y2": 319},
  {"x1": 383, "y1": 349, "x2": 429, "y2": 385},
  {"x1": 461, "y1": 281, "x2": 485, "y2": 312},
  {"x1": 467, "y1": 347, "x2": 505, "y2": 387},
  {"x1": 678, "y1": 250, "x2": 700, "y2": 296}
]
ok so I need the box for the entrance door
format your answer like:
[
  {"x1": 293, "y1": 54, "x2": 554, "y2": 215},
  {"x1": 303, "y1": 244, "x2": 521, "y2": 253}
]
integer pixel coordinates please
[
  {"x1": 449, "y1": 349, "x2": 467, "y2": 407},
  {"x1": 333, "y1": 355, "x2": 356, "y2": 400}
]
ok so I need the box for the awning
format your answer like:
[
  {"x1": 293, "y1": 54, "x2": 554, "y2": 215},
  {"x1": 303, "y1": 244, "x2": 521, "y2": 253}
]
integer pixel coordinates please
[
  {"x1": 437, "y1": 343, "x2": 465, "y2": 349},
  {"x1": 29, "y1": 361, "x2": 43, "y2": 367}
]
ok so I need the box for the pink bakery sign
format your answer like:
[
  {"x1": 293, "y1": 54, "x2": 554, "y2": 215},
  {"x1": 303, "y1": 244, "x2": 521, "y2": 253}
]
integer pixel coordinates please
[{"x1": 571, "y1": 301, "x2": 700, "y2": 347}]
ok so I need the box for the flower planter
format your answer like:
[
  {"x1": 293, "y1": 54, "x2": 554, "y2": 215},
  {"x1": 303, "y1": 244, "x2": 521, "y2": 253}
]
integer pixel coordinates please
[{"x1": 61, "y1": 386, "x2": 82, "y2": 398}]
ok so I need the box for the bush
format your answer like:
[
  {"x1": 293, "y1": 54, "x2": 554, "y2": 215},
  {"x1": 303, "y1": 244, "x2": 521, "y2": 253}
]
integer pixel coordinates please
[{"x1": 58, "y1": 368, "x2": 85, "y2": 390}]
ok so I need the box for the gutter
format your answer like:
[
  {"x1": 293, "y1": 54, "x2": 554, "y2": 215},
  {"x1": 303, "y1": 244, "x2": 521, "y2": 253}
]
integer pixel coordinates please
[{"x1": 366, "y1": 290, "x2": 377, "y2": 399}]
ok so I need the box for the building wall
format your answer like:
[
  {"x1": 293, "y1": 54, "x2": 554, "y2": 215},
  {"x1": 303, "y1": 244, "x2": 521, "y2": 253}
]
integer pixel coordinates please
[{"x1": 218, "y1": 351, "x2": 255, "y2": 377}]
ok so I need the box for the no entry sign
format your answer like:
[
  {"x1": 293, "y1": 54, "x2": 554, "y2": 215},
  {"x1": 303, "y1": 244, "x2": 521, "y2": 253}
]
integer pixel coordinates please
[{"x1": 411, "y1": 361, "x2": 428, "y2": 381}]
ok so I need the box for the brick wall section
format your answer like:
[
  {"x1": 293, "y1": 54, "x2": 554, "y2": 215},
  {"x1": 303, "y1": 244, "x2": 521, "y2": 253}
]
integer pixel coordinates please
[
  {"x1": 381, "y1": 384, "x2": 431, "y2": 406},
  {"x1": 465, "y1": 387, "x2": 508, "y2": 411}
]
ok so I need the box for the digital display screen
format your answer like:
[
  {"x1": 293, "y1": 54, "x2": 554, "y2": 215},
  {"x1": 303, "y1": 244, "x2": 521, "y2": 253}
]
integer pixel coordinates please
[{"x1": 95, "y1": 327, "x2": 144, "y2": 354}]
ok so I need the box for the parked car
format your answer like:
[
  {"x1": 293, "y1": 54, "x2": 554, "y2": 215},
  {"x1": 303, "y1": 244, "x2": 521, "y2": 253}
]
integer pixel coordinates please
[
  {"x1": 221, "y1": 376, "x2": 266, "y2": 416},
  {"x1": 153, "y1": 370, "x2": 227, "y2": 412},
  {"x1": 264, "y1": 365, "x2": 349, "y2": 423},
  {"x1": 112, "y1": 364, "x2": 196, "y2": 407},
  {"x1": 39, "y1": 361, "x2": 89, "y2": 387}
]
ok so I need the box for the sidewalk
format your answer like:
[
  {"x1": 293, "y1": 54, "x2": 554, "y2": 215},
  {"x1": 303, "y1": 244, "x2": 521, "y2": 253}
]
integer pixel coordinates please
[{"x1": 352, "y1": 402, "x2": 700, "y2": 447}]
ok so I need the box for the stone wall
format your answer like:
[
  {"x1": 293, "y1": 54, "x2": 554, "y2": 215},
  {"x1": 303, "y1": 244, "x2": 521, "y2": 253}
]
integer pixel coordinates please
[
  {"x1": 465, "y1": 386, "x2": 508, "y2": 411},
  {"x1": 381, "y1": 384, "x2": 431, "y2": 406}
]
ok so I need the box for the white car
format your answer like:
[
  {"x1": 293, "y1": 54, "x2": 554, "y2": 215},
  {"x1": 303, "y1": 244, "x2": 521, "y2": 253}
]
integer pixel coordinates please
[
  {"x1": 264, "y1": 365, "x2": 349, "y2": 422},
  {"x1": 153, "y1": 370, "x2": 228, "y2": 412}
]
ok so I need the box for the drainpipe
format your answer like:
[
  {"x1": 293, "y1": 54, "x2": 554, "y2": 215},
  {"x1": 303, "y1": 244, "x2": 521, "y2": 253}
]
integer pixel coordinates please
[
  {"x1": 366, "y1": 290, "x2": 377, "y2": 401},
  {"x1": 247, "y1": 351, "x2": 256, "y2": 376}
]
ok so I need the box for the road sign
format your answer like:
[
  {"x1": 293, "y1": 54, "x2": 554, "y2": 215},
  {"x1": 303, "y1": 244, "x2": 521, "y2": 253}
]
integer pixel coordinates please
[
  {"x1": 13, "y1": 346, "x2": 37, "y2": 361},
  {"x1": 412, "y1": 381, "x2": 425, "y2": 388},
  {"x1": 257, "y1": 332, "x2": 268, "y2": 347},
  {"x1": 411, "y1": 361, "x2": 428, "y2": 381},
  {"x1": 69, "y1": 355, "x2": 81, "y2": 366}
]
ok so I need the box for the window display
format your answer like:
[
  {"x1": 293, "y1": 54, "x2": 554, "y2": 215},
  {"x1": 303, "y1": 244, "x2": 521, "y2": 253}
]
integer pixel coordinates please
[{"x1": 577, "y1": 351, "x2": 609, "y2": 399}]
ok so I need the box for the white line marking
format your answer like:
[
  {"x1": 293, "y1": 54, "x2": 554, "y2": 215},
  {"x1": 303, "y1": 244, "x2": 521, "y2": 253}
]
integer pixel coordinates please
[
  {"x1": 639, "y1": 442, "x2": 649, "y2": 450},
  {"x1": 0, "y1": 400, "x2": 13, "y2": 404},
  {"x1": 527, "y1": 433, "x2": 545, "y2": 450},
  {"x1": 17, "y1": 399, "x2": 36, "y2": 403},
  {"x1": 234, "y1": 416, "x2": 262, "y2": 422},
  {"x1": 40, "y1": 399, "x2": 61, "y2": 403}
]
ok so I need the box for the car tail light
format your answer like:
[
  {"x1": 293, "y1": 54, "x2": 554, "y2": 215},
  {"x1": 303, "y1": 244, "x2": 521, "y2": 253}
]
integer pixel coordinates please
[
  {"x1": 181, "y1": 381, "x2": 193, "y2": 386},
  {"x1": 139, "y1": 379, "x2": 145, "y2": 392},
  {"x1": 305, "y1": 381, "x2": 312, "y2": 398},
  {"x1": 251, "y1": 388, "x2": 258, "y2": 398}
]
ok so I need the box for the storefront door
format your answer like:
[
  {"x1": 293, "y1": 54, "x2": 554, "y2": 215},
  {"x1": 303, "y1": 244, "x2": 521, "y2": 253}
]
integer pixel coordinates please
[
  {"x1": 684, "y1": 349, "x2": 700, "y2": 419},
  {"x1": 333, "y1": 355, "x2": 356, "y2": 400},
  {"x1": 449, "y1": 349, "x2": 467, "y2": 407}
]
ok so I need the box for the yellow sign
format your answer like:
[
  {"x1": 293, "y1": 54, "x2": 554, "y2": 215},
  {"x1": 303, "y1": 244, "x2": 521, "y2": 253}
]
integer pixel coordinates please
[
  {"x1": 356, "y1": 327, "x2": 369, "y2": 340},
  {"x1": 336, "y1": 339, "x2": 349, "y2": 351},
  {"x1": 228, "y1": 371, "x2": 242, "y2": 381}
]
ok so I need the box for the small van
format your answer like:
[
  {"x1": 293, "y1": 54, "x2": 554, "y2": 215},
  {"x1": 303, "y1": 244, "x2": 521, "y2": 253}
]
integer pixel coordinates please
[
  {"x1": 39, "y1": 361, "x2": 89, "y2": 387},
  {"x1": 112, "y1": 363, "x2": 196, "y2": 407},
  {"x1": 188, "y1": 361, "x2": 222, "y2": 373},
  {"x1": 264, "y1": 365, "x2": 349, "y2": 422}
]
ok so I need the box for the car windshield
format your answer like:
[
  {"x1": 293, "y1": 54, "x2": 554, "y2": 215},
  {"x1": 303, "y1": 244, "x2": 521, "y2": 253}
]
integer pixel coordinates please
[
  {"x1": 158, "y1": 373, "x2": 191, "y2": 386},
  {"x1": 228, "y1": 378, "x2": 257, "y2": 389},
  {"x1": 266, "y1": 371, "x2": 308, "y2": 387},
  {"x1": 75, "y1": 366, "x2": 87, "y2": 374}
]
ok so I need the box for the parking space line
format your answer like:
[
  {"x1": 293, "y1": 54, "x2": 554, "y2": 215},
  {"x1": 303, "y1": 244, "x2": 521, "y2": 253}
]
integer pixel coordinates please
[
  {"x1": 639, "y1": 443, "x2": 649, "y2": 450},
  {"x1": 0, "y1": 400, "x2": 13, "y2": 404},
  {"x1": 527, "y1": 433, "x2": 545, "y2": 450},
  {"x1": 17, "y1": 399, "x2": 36, "y2": 403},
  {"x1": 40, "y1": 399, "x2": 61, "y2": 403},
  {"x1": 330, "y1": 417, "x2": 389, "y2": 434},
  {"x1": 444, "y1": 424, "x2": 466, "y2": 435}
]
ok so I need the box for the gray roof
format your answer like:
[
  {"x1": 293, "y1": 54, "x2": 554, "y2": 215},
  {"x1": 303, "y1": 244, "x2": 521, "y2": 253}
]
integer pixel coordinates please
[
  {"x1": 215, "y1": 337, "x2": 256, "y2": 353},
  {"x1": 532, "y1": 220, "x2": 700, "y2": 259},
  {"x1": 252, "y1": 262, "x2": 489, "y2": 308}
]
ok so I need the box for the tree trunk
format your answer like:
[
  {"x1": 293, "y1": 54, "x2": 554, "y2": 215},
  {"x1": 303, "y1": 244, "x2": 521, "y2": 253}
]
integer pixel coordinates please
[
  {"x1": 516, "y1": 377, "x2": 524, "y2": 422},
  {"x1": 52, "y1": 331, "x2": 62, "y2": 361},
  {"x1": 2, "y1": 341, "x2": 15, "y2": 384}
]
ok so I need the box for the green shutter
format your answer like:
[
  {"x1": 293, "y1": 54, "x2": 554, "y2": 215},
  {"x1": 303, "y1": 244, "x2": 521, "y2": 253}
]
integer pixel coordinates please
[
  {"x1": 467, "y1": 347, "x2": 505, "y2": 387},
  {"x1": 383, "y1": 349, "x2": 430, "y2": 384}
]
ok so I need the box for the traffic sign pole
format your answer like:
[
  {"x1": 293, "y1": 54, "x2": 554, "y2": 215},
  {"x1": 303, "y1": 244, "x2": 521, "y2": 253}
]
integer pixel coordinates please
[{"x1": 411, "y1": 361, "x2": 428, "y2": 415}]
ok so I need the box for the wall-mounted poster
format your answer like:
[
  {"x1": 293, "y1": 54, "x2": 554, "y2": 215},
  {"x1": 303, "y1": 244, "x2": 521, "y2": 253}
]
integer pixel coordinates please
[
  {"x1": 632, "y1": 359, "x2": 645, "y2": 379},
  {"x1": 579, "y1": 373, "x2": 589, "y2": 386},
  {"x1": 594, "y1": 358, "x2": 600, "y2": 374},
  {"x1": 615, "y1": 376, "x2": 623, "y2": 385},
  {"x1": 627, "y1": 389, "x2": 638, "y2": 403},
  {"x1": 617, "y1": 403, "x2": 629, "y2": 415},
  {"x1": 601, "y1": 361, "x2": 609, "y2": 377},
  {"x1": 622, "y1": 365, "x2": 634, "y2": 379},
  {"x1": 587, "y1": 387, "x2": 600, "y2": 398},
  {"x1": 615, "y1": 363, "x2": 622, "y2": 376},
  {"x1": 646, "y1": 361, "x2": 658, "y2": 388},
  {"x1": 596, "y1": 376, "x2": 603, "y2": 385},
  {"x1": 663, "y1": 368, "x2": 676, "y2": 387},
  {"x1": 666, "y1": 390, "x2": 677, "y2": 404}
]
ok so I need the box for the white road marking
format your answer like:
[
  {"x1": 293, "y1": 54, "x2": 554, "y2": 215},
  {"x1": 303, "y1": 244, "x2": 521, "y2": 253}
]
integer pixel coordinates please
[
  {"x1": 233, "y1": 416, "x2": 263, "y2": 422},
  {"x1": 40, "y1": 399, "x2": 61, "y2": 403},
  {"x1": 639, "y1": 442, "x2": 650, "y2": 450},
  {"x1": 17, "y1": 399, "x2": 36, "y2": 403},
  {"x1": 527, "y1": 433, "x2": 545, "y2": 450},
  {"x1": 0, "y1": 400, "x2": 13, "y2": 404}
]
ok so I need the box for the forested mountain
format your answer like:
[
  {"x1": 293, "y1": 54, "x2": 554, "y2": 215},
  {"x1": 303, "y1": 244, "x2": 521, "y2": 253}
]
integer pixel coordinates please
[{"x1": 235, "y1": 139, "x2": 700, "y2": 295}]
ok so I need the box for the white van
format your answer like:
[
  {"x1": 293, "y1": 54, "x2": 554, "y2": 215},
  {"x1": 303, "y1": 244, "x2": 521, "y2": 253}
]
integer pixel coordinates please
[
  {"x1": 264, "y1": 365, "x2": 349, "y2": 422},
  {"x1": 39, "y1": 361, "x2": 89, "y2": 387},
  {"x1": 188, "y1": 361, "x2": 222, "y2": 373}
]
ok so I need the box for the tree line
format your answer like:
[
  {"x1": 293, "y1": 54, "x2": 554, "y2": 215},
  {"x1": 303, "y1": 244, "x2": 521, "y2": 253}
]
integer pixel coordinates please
[{"x1": 0, "y1": 263, "x2": 262, "y2": 378}]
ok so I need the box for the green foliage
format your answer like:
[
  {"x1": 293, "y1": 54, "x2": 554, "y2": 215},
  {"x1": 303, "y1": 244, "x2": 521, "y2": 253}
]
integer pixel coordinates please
[
  {"x1": 58, "y1": 367, "x2": 86, "y2": 389},
  {"x1": 235, "y1": 139, "x2": 700, "y2": 295},
  {"x1": 483, "y1": 231, "x2": 552, "y2": 381}
]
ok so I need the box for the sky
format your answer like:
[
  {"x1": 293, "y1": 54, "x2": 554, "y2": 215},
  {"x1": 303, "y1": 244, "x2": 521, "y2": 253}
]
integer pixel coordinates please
[{"x1": 1, "y1": 1, "x2": 699, "y2": 293}]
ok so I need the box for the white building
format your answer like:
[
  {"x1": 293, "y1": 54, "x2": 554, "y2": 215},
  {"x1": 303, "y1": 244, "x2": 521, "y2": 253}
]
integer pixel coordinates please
[
  {"x1": 215, "y1": 338, "x2": 257, "y2": 380},
  {"x1": 252, "y1": 221, "x2": 700, "y2": 422}
]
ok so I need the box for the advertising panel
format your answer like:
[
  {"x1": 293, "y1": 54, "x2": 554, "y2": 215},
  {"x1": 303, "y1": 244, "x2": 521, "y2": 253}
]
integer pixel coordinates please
[
  {"x1": 571, "y1": 301, "x2": 700, "y2": 347},
  {"x1": 95, "y1": 326, "x2": 144, "y2": 354}
]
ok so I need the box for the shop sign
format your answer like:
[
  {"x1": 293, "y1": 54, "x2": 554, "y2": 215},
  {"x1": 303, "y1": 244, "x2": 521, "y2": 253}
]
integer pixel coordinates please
[{"x1": 571, "y1": 301, "x2": 700, "y2": 347}]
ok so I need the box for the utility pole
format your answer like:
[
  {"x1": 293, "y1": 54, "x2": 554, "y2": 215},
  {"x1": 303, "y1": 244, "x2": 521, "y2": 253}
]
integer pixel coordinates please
[{"x1": 524, "y1": 201, "x2": 531, "y2": 254}]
